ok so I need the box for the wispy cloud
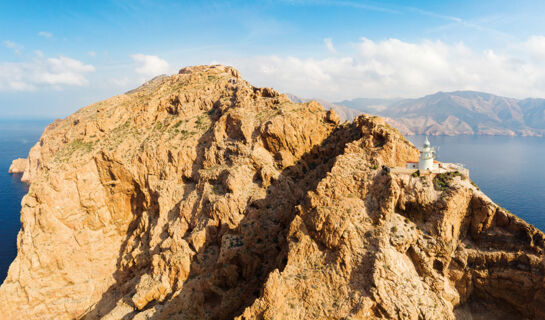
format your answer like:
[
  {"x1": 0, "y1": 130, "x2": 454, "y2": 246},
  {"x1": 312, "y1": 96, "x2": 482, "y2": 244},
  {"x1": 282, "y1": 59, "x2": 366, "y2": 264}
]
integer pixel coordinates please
[
  {"x1": 328, "y1": 1, "x2": 400, "y2": 14},
  {"x1": 38, "y1": 31, "x2": 53, "y2": 38},
  {"x1": 3, "y1": 40, "x2": 23, "y2": 55},
  {"x1": 419, "y1": 11, "x2": 513, "y2": 41},
  {"x1": 324, "y1": 38, "x2": 336, "y2": 53},
  {"x1": 283, "y1": 0, "x2": 400, "y2": 14},
  {"x1": 225, "y1": 36, "x2": 545, "y2": 100},
  {"x1": 403, "y1": 6, "x2": 462, "y2": 23},
  {"x1": 0, "y1": 55, "x2": 95, "y2": 91},
  {"x1": 3, "y1": 40, "x2": 17, "y2": 49},
  {"x1": 131, "y1": 54, "x2": 169, "y2": 76},
  {"x1": 287, "y1": 1, "x2": 512, "y2": 40},
  {"x1": 397, "y1": 5, "x2": 513, "y2": 41},
  {"x1": 88, "y1": 51, "x2": 97, "y2": 57}
]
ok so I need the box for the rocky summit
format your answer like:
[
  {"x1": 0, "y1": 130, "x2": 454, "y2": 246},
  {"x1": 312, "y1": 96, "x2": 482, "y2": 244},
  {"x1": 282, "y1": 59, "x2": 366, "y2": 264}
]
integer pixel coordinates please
[{"x1": 1, "y1": 65, "x2": 545, "y2": 320}]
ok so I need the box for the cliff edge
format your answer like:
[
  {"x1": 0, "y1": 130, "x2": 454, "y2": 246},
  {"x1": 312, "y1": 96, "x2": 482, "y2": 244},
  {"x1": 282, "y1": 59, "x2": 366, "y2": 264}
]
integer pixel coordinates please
[{"x1": 2, "y1": 65, "x2": 544, "y2": 320}]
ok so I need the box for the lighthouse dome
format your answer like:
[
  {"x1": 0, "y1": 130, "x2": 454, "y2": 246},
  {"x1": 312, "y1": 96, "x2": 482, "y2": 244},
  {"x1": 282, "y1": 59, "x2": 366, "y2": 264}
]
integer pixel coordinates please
[{"x1": 423, "y1": 137, "x2": 431, "y2": 147}]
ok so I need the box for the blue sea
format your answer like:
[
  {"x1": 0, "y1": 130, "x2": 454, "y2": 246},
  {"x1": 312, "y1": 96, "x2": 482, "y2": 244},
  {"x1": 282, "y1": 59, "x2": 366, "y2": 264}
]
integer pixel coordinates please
[{"x1": 0, "y1": 123, "x2": 544, "y2": 284}]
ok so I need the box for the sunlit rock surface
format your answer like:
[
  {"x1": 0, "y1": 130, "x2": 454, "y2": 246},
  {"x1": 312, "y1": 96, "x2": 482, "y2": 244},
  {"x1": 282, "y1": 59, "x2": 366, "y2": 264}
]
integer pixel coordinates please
[{"x1": 1, "y1": 65, "x2": 544, "y2": 320}]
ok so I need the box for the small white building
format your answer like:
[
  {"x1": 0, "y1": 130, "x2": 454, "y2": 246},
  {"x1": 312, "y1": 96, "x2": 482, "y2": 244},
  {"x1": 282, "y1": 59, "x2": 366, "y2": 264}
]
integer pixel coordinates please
[{"x1": 406, "y1": 137, "x2": 438, "y2": 171}]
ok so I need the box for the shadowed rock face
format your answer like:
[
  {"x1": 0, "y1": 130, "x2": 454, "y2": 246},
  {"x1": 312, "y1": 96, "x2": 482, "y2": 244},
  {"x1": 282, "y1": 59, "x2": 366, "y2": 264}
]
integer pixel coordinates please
[{"x1": 1, "y1": 65, "x2": 544, "y2": 320}]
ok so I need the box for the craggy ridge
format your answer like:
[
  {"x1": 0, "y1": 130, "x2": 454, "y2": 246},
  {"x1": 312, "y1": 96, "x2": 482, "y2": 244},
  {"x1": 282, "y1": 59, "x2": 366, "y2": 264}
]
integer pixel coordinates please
[{"x1": 2, "y1": 65, "x2": 545, "y2": 320}]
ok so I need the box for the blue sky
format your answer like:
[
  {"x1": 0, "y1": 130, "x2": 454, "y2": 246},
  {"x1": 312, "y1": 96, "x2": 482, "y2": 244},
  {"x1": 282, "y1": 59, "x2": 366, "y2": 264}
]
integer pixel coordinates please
[{"x1": 2, "y1": 0, "x2": 545, "y2": 118}]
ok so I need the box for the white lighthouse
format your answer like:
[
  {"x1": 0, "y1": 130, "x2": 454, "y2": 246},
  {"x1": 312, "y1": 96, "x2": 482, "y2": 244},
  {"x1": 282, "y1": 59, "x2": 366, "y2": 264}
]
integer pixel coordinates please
[
  {"x1": 404, "y1": 139, "x2": 468, "y2": 176},
  {"x1": 418, "y1": 137, "x2": 436, "y2": 171}
]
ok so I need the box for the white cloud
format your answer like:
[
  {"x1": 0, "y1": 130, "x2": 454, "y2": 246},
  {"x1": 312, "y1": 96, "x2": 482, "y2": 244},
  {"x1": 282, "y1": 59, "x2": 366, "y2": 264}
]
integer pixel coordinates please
[
  {"x1": 131, "y1": 54, "x2": 169, "y2": 77},
  {"x1": 38, "y1": 31, "x2": 53, "y2": 38},
  {"x1": 324, "y1": 38, "x2": 336, "y2": 54},
  {"x1": 224, "y1": 36, "x2": 545, "y2": 100},
  {"x1": 0, "y1": 55, "x2": 95, "y2": 91},
  {"x1": 88, "y1": 51, "x2": 97, "y2": 57},
  {"x1": 525, "y1": 35, "x2": 545, "y2": 61}
]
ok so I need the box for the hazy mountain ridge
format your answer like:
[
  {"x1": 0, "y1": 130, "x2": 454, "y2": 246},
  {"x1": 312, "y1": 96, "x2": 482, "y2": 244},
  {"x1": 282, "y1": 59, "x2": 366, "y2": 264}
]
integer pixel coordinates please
[
  {"x1": 335, "y1": 91, "x2": 545, "y2": 136},
  {"x1": 336, "y1": 97, "x2": 401, "y2": 115}
]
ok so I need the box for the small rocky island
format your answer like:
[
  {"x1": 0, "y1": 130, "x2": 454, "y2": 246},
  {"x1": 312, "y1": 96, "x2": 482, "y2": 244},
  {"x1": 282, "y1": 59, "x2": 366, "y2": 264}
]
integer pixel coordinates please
[{"x1": 2, "y1": 65, "x2": 544, "y2": 320}]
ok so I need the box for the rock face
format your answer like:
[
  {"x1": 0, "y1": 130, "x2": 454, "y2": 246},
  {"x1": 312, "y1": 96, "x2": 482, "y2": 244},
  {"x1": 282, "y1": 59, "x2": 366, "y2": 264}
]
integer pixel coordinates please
[
  {"x1": 1, "y1": 65, "x2": 544, "y2": 320},
  {"x1": 8, "y1": 158, "x2": 27, "y2": 174}
]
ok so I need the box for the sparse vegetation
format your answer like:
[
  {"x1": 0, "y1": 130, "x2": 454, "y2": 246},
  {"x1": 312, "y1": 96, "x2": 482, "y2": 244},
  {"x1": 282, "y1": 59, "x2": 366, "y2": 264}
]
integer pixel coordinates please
[
  {"x1": 167, "y1": 119, "x2": 197, "y2": 140},
  {"x1": 154, "y1": 121, "x2": 165, "y2": 131},
  {"x1": 172, "y1": 120, "x2": 184, "y2": 129},
  {"x1": 55, "y1": 139, "x2": 94, "y2": 162},
  {"x1": 196, "y1": 113, "x2": 211, "y2": 130},
  {"x1": 433, "y1": 171, "x2": 462, "y2": 191},
  {"x1": 106, "y1": 119, "x2": 141, "y2": 153},
  {"x1": 212, "y1": 184, "x2": 225, "y2": 195},
  {"x1": 180, "y1": 129, "x2": 197, "y2": 140},
  {"x1": 227, "y1": 236, "x2": 243, "y2": 248}
]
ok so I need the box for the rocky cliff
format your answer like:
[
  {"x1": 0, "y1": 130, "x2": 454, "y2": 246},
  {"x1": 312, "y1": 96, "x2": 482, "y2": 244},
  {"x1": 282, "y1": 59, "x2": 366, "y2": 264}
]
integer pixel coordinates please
[{"x1": 2, "y1": 65, "x2": 545, "y2": 320}]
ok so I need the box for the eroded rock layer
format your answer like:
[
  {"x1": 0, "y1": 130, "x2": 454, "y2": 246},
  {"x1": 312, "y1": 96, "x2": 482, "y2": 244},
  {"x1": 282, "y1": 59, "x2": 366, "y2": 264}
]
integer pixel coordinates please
[{"x1": 1, "y1": 65, "x2": 544, "y2": 320}]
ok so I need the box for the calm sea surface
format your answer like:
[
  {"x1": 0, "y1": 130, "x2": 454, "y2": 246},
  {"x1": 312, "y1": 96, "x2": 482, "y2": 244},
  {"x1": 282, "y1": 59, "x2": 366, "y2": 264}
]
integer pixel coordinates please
[{"x1": 0, "y1": 123, "x2": 544, "y2": 284}]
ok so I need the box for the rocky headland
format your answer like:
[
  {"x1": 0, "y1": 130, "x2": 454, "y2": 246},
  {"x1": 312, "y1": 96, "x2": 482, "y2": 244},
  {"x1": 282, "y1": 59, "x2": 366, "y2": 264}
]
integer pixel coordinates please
[
  {"x1": 1, "y1": 65, "x2": 544, "y2": 319},
  {"x1": 8, "y1": 157, "x2": 27, "y2": 174}
]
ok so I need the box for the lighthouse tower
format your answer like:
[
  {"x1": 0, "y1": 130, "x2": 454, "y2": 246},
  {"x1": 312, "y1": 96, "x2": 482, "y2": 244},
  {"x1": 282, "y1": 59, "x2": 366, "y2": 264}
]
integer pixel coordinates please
[{"x1": 418, "y1": 137, "x2": 435, "y2": 171}]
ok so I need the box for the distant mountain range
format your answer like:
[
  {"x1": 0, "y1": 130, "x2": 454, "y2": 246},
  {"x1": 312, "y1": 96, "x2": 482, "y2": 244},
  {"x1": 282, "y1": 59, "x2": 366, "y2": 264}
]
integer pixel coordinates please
[{"x1": 290, "y1": 91, "x2": 545, "y2": 136}]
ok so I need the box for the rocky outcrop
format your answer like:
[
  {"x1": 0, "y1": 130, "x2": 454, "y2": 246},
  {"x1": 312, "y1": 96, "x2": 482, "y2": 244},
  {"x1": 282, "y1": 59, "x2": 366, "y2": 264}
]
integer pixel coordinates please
[
  {"x1": 287, "y1": 94, "x2": 361, "y2": 122},
  {"x1": 1, "y1": 65, "x2": 544, "y2": 320},
  {"x1": 8, "y1": 158, "x2": 27, "y2": 174},
  {"x1": 238, "y1": 155, "x2": 545, "y2": 320}
]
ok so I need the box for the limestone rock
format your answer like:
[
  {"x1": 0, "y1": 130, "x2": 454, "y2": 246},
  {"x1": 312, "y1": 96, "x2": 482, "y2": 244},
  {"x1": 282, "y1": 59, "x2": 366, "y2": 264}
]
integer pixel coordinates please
[
  {"x1": 1, "y1": 65, "x2": 544, "y2": 320},
  {"x1": 8, "y1": 158, "x2": 27, "y2": 174}
]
